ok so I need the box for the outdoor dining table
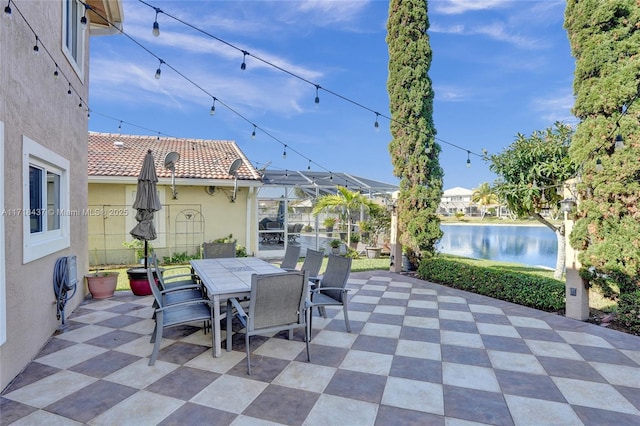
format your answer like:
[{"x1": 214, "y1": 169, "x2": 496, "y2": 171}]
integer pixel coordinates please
[{"x1": 190, "y1": 257, "x2": 285, "y2": 357}]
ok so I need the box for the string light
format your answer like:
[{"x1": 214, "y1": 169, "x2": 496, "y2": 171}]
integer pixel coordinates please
[
  {"x1": 614, "y1": 134, "x2": 624, "y2": 151},
  {"x1": 307, "y1": 159, "x2": 311, "y2": 170},
  {"x1": 210, "y1": 97, "x2": 216, "y2": 115},
  {"x1": 251, "y1": 124, "x2": 256, "y2": 139},
  {"x1": 152, "y1": 7, "x2": 161, "y2": 37},
  {"x1": 131, "y1": 1, "x2": 484, "y2": 164},
  {"x1": 53, "y1": 63, "x2": 59, "y2": 79},
  {"x1": 466, "y1": 151, "x2": 471, "y2": 168},
  {"x1": 282, "y1": 145, "x2": 287, "y2": 159},
  {"x1": 155, "y1": 59, "x2": 164, "y2": 79},
  {"x1": 80, "y1": 3, "x2": 88, "y2": 26},
  {"x1": 32, "y1": 35, "x2": 39, "y2": 54},
  {"x1": 67, "y1": 82, "x2": 72, "y2": 95},
  {"x1": 240, "y1": 50, "x2": 248, "y2": 70},
  {"x1": 595, "y1": 158, "x2": 603, "y2": 172},
  {"x1": 4, "y1": 0, "x2": 11, "y2": 18},
  {"x1": 314, "y1": 85, "x2": 320, "y2": 104},
  {"x1": 374, "y1": 112, "x2": 380, "y2": 130}
]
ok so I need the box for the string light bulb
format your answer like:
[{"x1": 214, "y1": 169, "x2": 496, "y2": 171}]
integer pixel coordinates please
[
  {"x1": 282, "y1": 145, "x2": 287, "y2": 159},
  {"x1": 374, "y1": 112, "x2": 380, "y2": 131},
  {"x1": 210, "y1": 97, "x2": 216, "y2": 115},
  {"x1": 314, "y1": 85, "x2": 320, "y2": 104},
  {"x1": 307, "y1": 160, "x2": 311, "y2": 170},
  {"x1": 53, "y1": 64, "x2": 59, "y2": 79},
  {"x1": 32, "y1": 36, "x2": 40, "y2": 55},
  {"x1": 4, "y1": 0, "x2": 11, "y2": 18},
  {"x1": 80, "y1": 4, "x2": 87, "y2": 26},
  {"x1": 240, "y1": 50, "x2": 247, "y2": 70},
  {"x1": 67, "y1": 82, "x2": 72, "y2": 95},
  {"x1": 595, "y1": 158, "x2": 603, "y2": 172},
  {"x1": 155, "y1": 59, "x2": 164, "y2": 79},
  {"x1": 152, "y1": 8, "x2": 161, "y2": 37},
  {"x1": 614, "y1": 134, "x2": 624, "y2": 151},
  {"x1": 466, "y1": 151, "x2": 471, "y2": 168},
  {"x1": 251, "y1": 124, "x2": 256, "y2": 139}
]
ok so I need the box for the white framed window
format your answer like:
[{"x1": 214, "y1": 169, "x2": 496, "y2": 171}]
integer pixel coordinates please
[
  {"x1": 62, "y1": 0, "x2": 86, "y2": 77},
  {"x1": 22, "y1": 137, "x2": 70, "y2": 263}
]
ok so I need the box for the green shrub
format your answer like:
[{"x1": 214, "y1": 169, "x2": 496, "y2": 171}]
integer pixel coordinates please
[
  {"x1": 417, "y1": 257, "x2": 565, "y2": 312},
  {"x1": 163, "y1": 252, "x2": 199, "y2": 265},
  {"x1": 617, "y1": 291, "x2": 640, "y2": 335}
]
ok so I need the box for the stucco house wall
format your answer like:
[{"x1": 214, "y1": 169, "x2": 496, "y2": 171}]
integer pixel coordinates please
[
  {"x1": 87, "y1": 133, "x2": 263, "y2": 265},
  {"x1": 0, "y1": 0, "x2": 123, "y2": 390}
]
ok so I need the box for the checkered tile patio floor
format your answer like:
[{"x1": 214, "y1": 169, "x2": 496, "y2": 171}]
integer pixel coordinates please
[{"x1": 2, "y1": 271, "x2": 639, "y2": 425}]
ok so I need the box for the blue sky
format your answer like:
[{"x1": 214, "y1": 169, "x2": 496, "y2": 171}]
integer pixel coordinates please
[{"x1": 88, "y1": 0, "x2": 576, "y2": 190}]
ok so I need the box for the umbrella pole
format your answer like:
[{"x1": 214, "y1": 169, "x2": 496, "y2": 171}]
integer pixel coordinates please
[{"x1": 144, "y1": 241, "x2": 148, "y2": 269}]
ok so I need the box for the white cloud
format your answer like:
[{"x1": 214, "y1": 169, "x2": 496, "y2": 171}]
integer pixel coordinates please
[
  {"x1": 293, "y1": 0, "x2": 371, "y2": 25},
  {"x1": 531, "y1": 92, "x2": 578, "y2": 124},
  {"x1": 434, "y1": 84, "x2": 468, "y2": 102},
  {"x1": 432, "y1": 0, "x2": 511, "y2": 15}
]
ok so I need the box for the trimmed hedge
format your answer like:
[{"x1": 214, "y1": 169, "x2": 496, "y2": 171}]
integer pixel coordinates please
[
  {"x1": 417, "y1": 257, "x2": 565, "y2": 312},
  {"x1": 617, "y1": 291, "x2": 640, "y2": 335}
]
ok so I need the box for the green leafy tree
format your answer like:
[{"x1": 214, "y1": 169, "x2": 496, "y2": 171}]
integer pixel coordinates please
[
  {"x1": 387, "y1": 0, "x2": 443, "y2": 267},
  {"x1": 487, "y1": 123, "x2": 577, "y2": 279},
  {"x1": 471, "y1": 182, "x2": 499, "y2": 220},
  {"x1": 312, "y1": 186, "x2": 375, "y2": 245},
  {"x1": 565, "y1": 1, "x2": 640, "y2": 295}
]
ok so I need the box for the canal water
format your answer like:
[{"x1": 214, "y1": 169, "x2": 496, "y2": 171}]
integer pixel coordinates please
[{"x1": 439, "y1": 224, "x2": 557, "y2": 269}]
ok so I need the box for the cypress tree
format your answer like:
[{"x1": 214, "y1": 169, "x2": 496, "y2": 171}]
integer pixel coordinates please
[
  {"x1": 386, "y1": 0, "x2": 443, "y2": 264},
  {"x1": 564, "y1": 0, "x2": 640, "y2": 294}
]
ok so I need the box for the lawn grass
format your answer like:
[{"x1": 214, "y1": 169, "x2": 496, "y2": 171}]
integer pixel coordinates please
[{"x1": 100, "y1": 254, "x2": 616, "y2": 312}]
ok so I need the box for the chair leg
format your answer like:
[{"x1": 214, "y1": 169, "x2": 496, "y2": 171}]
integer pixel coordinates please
[
  {"x1": 342, "y1": 302, "x2": 351, "y2": 333},
  {"x1": 305, "y1": 315, "x2": 311, "y2": 361},
  {"x1": 149, "y1": 314, "x2": 164, "y2": 366},
  {"x1": 246, "y1": 333, "x2": 251, "y2": 375},
  {"x1": 226, "y1": 301, "x2": 233, "y2": 352}
]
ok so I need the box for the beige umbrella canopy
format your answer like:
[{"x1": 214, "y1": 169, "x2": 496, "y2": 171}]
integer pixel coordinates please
[{"x1": 130, "y1": 150, "x2": 162, "y2": 268}]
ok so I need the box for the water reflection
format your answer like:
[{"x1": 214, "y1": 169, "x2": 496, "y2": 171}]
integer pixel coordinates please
[{"x1": 439, "y1": 224, "x2": 557, "y2": 269}]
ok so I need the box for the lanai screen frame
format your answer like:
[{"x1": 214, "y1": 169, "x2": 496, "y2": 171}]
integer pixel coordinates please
[{"x1": 256, "y1": 170, "x2": 398, "y2": 254}]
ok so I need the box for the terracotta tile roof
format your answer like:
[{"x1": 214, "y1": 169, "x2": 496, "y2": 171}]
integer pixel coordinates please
[{"x1": 88, "y1": 132, "x2": 262, "y2": 181}]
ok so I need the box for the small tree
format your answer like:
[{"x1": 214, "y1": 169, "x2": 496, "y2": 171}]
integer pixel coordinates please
[
  {"x1": 472, "y1": 182, "x2": 499, "y2": 220},
  {"x1": 312, "y1": 186, "x2": 375, "y2": 245},
  {"x1": 487, "y1": 122, "x2": 577, "y2": 279}
]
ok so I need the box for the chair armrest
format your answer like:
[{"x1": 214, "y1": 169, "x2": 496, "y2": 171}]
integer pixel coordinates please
[
  {"x1": 155, "y1": 298, "x2": 210, "y2": 313},
  {"x1": 312, "y1": 287, "x2": 351, "y2": 293},
  {"x1": 282, "y1": 267, "x2": 298, "y2": 272},
  {"x1": 160, "y1": 284, "x2": 201, "y2": 294},
  {"x1": 228, "y1": 297, "x2": 247, "y2": 318}
]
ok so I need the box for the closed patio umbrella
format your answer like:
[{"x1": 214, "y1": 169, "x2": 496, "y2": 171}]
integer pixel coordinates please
[{"x1": 130, "y1": 149, "x2": 162, "y2": 269}]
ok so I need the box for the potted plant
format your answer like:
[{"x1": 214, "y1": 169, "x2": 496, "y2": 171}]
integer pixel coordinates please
[
  {"x1": 85, "y1": 271, "x2": 119, "y2": 299},
  {"x1": 323, "y1": 217, "x2": 336, "y2": 237},
  {"x1": 349, "y1": 232, "x2": 360, "y2": 249},
  {"x1": 329, "y1": 239, "x2": 342, "y2": 255}
]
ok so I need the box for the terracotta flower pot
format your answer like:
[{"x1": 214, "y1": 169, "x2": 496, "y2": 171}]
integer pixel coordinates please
[{"x1": 85, "y1": 272, "x2": 119, "y2": 299}]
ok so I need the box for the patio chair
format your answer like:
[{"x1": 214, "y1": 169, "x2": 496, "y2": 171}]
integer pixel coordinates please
[
  {"x1": 147, "y1": 268, "x2": 215, "y2": 366},
  {"x1": 202, "y1": 242, "x2": 236, "y2": 259},
  {"x1": 280, "y1": 243, "x2": 302, "y2": 270},
  {"x1": 284, "y1": 248, "x2": 324, "y2": 287},
  {"x1": 149, "y1": 254, "x2": 201, "y2": 302},
  {"x1": 288, "y1": 223, "x2": 303, "y2": 242},
  {"x1": 309, "y1": 254, "x2": 353, "y2": 334},
  {"x1": 226, "y1": 271, "x2": 310, "y2": 375}
]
